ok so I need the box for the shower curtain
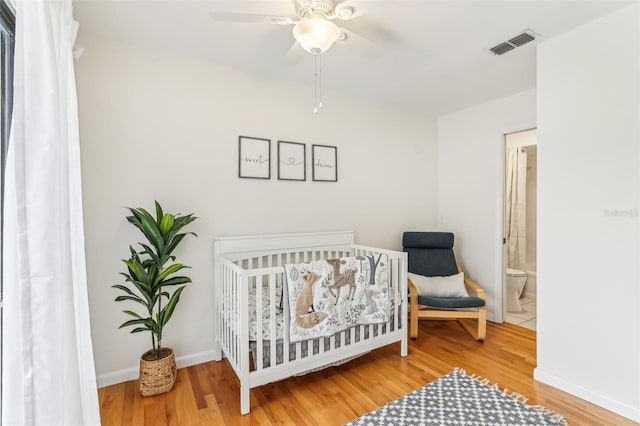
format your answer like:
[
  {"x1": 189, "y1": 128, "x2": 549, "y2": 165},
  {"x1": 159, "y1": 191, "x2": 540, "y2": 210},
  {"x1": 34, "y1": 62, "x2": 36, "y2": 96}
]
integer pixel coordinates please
[{"x1": 505, "y1": 146, "x2": 528, "y2": 269}]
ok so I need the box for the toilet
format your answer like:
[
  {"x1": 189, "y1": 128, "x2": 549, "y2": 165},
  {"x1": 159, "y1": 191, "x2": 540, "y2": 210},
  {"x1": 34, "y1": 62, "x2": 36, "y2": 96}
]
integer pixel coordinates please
[{"x1": 506, "y1": 268, "x2": 527, "y2": 312}]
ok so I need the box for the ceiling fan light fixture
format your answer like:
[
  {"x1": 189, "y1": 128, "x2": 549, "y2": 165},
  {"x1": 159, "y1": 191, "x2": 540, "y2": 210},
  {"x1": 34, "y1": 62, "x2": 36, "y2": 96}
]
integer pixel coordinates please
[{"x1": 293, "y1": 18, "x2": 340, "y2": 54}]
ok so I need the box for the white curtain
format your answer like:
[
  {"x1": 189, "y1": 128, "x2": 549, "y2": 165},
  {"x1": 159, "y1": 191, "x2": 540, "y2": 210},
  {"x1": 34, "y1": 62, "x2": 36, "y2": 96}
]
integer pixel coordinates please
[
  {"x1": 2, "y1": 0, "x2": 100, "y2": 425},
  {"x1": 505, "y1": 146, "x2": 528, "y2": 269}
]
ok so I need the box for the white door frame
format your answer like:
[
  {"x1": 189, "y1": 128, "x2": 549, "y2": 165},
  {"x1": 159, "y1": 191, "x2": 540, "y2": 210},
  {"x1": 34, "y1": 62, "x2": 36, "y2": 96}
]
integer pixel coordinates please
[{"x1": 494, "y1": 121, "x2": 537, "y2": 323}]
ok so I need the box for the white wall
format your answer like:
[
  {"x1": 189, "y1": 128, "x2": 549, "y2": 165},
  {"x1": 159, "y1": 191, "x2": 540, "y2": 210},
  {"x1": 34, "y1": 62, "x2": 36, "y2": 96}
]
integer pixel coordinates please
[
  {"x1": 437, "y1": 89, "x2": 536, "y2": 322},
  {"x1": 75, "y1": 33, "x2": 438, "y2": 386},
  {"x1": 535, "y1": 3, "x2": 640, "y2": 421}
]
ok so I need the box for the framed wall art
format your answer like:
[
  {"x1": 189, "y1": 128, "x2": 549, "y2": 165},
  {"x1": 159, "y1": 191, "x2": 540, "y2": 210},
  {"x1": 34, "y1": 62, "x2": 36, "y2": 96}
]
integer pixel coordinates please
[
  {"x1": 238, "y1": 136, "x2": 270, "y2": 179},
  {"x1": 312, "y1": 144, "x2": 337, "y2": 182},
  {"x1": 278, "y1": 141, "x2": 306, "y2": 181}
]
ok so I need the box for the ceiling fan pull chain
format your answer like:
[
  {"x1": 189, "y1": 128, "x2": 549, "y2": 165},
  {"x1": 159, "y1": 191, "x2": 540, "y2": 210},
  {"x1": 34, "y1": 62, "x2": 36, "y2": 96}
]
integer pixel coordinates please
[
  {"x1": 313, "y1": 51, "x2": 319, "y2": 113},
  {"x1": 312, "y1": 50, "x2": 323, "y2": 114},
  {"x1": 318, "y1": 52, "x2": 323, "y2": 110}
]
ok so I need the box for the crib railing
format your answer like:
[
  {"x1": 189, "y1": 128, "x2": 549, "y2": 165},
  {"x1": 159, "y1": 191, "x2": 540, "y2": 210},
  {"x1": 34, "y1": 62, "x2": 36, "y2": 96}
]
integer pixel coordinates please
[{"x1": 216, "y1": 257, "x2": 245, "y2": 378}]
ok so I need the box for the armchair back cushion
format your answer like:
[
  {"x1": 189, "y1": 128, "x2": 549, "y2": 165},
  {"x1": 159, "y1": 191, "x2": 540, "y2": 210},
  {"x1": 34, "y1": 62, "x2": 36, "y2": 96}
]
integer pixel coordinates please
[{"x1": 403, "y1": 232, "x2": 458, "y2": 277}]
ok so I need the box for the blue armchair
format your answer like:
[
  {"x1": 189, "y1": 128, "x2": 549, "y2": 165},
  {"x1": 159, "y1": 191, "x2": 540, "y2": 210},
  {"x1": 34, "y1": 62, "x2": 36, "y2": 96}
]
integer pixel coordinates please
[{"x1": 403, "y1": 232, "x2": 486, "y2": 341}]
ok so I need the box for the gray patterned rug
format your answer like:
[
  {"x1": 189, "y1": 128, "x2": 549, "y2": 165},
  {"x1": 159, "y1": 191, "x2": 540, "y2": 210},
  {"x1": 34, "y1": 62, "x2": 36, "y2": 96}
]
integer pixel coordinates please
[{"x1": 346, "y1": 368, "x2": 568, "y2": 426}]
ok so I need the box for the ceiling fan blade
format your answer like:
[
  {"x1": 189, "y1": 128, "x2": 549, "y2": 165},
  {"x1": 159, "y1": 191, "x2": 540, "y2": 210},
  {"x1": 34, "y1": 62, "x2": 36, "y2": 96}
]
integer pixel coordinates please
[
  {"x1": 283, "y1": 41, "x2": 305, "y2": 66},
  {"x1": 209, "y1": 12, "x2": 294, "y2": 26},
  {"x1": 337, "y1": 28, "x2": 377, "y2": 55}
]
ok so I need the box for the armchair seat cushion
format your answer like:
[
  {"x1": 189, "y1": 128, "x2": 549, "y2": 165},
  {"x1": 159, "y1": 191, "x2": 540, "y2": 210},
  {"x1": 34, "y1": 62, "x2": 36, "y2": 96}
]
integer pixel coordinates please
[{"x1": 417, "y1": 295, "x2": 486, "y2": 309}]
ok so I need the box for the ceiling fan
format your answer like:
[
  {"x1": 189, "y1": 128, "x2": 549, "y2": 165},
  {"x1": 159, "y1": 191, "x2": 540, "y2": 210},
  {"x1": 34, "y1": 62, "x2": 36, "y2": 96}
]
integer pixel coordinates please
[{"x1": 210, "y1": 0, "x2": 373, "y2": 60}]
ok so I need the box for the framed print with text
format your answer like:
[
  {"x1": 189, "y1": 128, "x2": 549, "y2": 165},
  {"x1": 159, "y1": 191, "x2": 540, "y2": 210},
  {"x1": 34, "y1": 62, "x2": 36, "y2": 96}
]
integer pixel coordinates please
[
  {"x1": 238, "y1": 136, "x2": 270, "y2": 179},
  {"x1": 312, "y1": 144, "x2": 337, "y2": 182},
  {"x1": 278, "y1": 141, "x2": 306, "y2": 181}
]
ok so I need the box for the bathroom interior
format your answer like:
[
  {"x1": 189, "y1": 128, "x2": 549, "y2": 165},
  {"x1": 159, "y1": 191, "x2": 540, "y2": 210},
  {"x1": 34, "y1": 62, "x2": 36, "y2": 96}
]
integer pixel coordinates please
[{"x1": 504, "y1": 128, "x2": 537, "y2": 330}]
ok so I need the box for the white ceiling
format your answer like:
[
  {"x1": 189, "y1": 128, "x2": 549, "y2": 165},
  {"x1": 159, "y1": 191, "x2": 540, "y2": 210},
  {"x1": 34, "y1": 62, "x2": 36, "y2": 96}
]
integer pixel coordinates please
[{"x1": 73, "y1": 0, "x2": 631, "y2": 116}]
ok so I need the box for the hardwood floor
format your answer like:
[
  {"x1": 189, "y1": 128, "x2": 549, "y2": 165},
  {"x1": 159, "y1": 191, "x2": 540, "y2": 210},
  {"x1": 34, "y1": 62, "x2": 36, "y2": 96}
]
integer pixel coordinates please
[{"x1": 99, "y1": 321, "x2": 636, "y2": 425}]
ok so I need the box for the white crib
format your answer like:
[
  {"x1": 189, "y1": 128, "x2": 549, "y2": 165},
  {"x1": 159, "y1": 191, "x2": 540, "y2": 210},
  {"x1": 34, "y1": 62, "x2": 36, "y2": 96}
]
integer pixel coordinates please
[{"x1": 213, "y1": 231, "x2": 408, "y2": 414}]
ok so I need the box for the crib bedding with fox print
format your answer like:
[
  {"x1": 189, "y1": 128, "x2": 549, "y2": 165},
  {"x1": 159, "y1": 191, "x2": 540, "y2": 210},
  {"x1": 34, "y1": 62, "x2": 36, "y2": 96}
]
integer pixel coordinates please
[{"x1": 214, "y1": 231, "x2": 408, "y2": 414}]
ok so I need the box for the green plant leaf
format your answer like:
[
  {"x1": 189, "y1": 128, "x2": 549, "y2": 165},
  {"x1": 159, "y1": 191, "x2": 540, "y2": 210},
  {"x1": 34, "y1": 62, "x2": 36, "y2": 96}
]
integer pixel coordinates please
[
  {"x1": 123, "y1": 310, "x2": 143, "y2": 319},
  {"x1": 164, "y1": 214, "x2": 197, "y2": 245},
  {"x1": 118, "y1": 272, "x2": 134, "y2": 280},
  {"x1": 159, "y1": 213, "x2": 175, "y2": 236},
  {"x1": 161, "y1": 286, "x2": 185, "y2": 326},
  {"x1": 123, "y1": 258, "x2": 149, "y2": 284},
  {"x1": 119, "y1": 317, "x2": 157, "y2": 330},
  {"x1": 139, "y1": 243, "x2": 161, "y2": 265},
  {"x1": 128, "y1": 275, "x2": 151, "y2": 292},
  {"x1": 138, "y1": 207, "x2": 164, "y2": 244},
  {"x1": 128, "y1": 280, "x2": 153, "y2": 307},
  {"x1": 156, "y1": 263, "x2": 189, "y2": 282},
  {"x1": 155, "y1": 200, "x2": 164, "y2": 224},
  {"x1": 159, "y1": 276, "x2": 192, "y2": 287},
  {"x1": 112, "y1": 284, "x2": 136, "y2": 296},
  {"x1": 130, "y1": 327, "x2": 150, "y2": 333},
  {"x1": 114, "y1": 295, "x2": 149, "y2": 309},
  {"x1": 128, "y1": 208, "x2": 164, "y2": 253},
  {"x1": 164, "y1": 233, "x2": 186, "y2": 258}
]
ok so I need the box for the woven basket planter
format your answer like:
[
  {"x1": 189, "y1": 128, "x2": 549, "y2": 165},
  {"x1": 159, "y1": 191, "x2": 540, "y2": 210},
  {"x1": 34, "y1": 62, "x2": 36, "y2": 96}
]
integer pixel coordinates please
[{"x1": 139, "y1": 348, "x2": 176, "y2": 397}]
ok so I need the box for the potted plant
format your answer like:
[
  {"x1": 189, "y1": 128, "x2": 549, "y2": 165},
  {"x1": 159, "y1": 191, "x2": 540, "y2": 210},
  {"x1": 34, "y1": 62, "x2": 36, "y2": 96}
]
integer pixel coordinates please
[{"x1": 113, "y1": 201, "x2": 197, "y2": 396}]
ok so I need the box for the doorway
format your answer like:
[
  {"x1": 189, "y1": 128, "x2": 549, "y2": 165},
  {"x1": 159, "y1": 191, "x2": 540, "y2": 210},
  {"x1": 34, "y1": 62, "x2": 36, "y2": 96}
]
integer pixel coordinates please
[{"x1": 503, "y1": 128, "x2": 537, "y2": 330}]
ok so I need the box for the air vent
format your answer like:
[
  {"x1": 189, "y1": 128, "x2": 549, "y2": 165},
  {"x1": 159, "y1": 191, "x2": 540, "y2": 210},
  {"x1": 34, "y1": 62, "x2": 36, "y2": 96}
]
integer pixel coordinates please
[
  {"x1": 489, "y1": 29, "x2": 538, "y2": 56},
  {"x1": 508, "y1": 32, "x2": 535, "y2": 47},
  {"x1": 490, "y1": 42, "x2": 515, "y2": 56}
]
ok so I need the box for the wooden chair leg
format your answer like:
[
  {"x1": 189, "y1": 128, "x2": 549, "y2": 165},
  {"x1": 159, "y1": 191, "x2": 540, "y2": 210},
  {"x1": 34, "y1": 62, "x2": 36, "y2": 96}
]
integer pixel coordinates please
[
  {"x1": 458, "y1": 309, "x2": 486, "y2": 341},
  {"x1": 408, "y1": 279, "x2": 419, "y2": 339},
  {"x1": 409, "y1": 301, "x2": 418, "y2": 339},
  {"x1": 477, "y1": 306, "x2": 486, "y2": 341}
]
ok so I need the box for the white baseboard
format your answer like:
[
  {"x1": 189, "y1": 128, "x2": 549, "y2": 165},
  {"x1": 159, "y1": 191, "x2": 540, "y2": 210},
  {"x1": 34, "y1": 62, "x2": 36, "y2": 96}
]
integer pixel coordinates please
[
  {"x1": 534, "y1": 368, "x2": 640, "y2": 423},
  {"x1": 97, "y1": 349, "x2": 218, "y2": 388},
  {"x1": 97, "y1": 365, "x2": 139, "y2": 389}
]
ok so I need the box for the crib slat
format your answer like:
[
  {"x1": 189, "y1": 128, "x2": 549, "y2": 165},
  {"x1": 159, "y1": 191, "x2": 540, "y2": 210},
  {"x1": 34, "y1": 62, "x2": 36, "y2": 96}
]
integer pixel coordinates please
[
  {"x1": 282, "y1": 265, "x2": 290, "y2": 365},
  {"x1": 227, "y1": 265, "x2": 232, "y2": 362},
  {"x1": 225, "y1": 265, "x2": 229, "y2": 361},
  {"x1": 256, "y1": 276, "x2": 263, "y2": 371},
  {"x1": 295, "y1": 339, "x2": 301, "y2": 361},
  {"x1": 236, "y1": 271, "x2": 241, "y2": 366},
  {"x1": 392, "y1": 256, "x2": 398, "y2": 327},
  {"x1": 229, "y1": 266, "x2": 233, "y2": 362},
  {"x1": 269, "y1": 273, "x2": 277, "y2": 367},
  {"x1": 394, "y1": 257, "x2": 399, "y2": 332}
]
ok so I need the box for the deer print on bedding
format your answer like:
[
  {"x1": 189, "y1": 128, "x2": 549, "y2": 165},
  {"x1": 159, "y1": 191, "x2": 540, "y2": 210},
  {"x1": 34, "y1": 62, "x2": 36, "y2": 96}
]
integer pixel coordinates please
[
  {"x1": 326, "y1": 258, "x2": 357, "y2": 304},
  {"x1": 284, "y1": 255, "x2": 390, "y2": 342},
  {"x1": 295, "y1": 272, "x2": 329, "y2": 328}
]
